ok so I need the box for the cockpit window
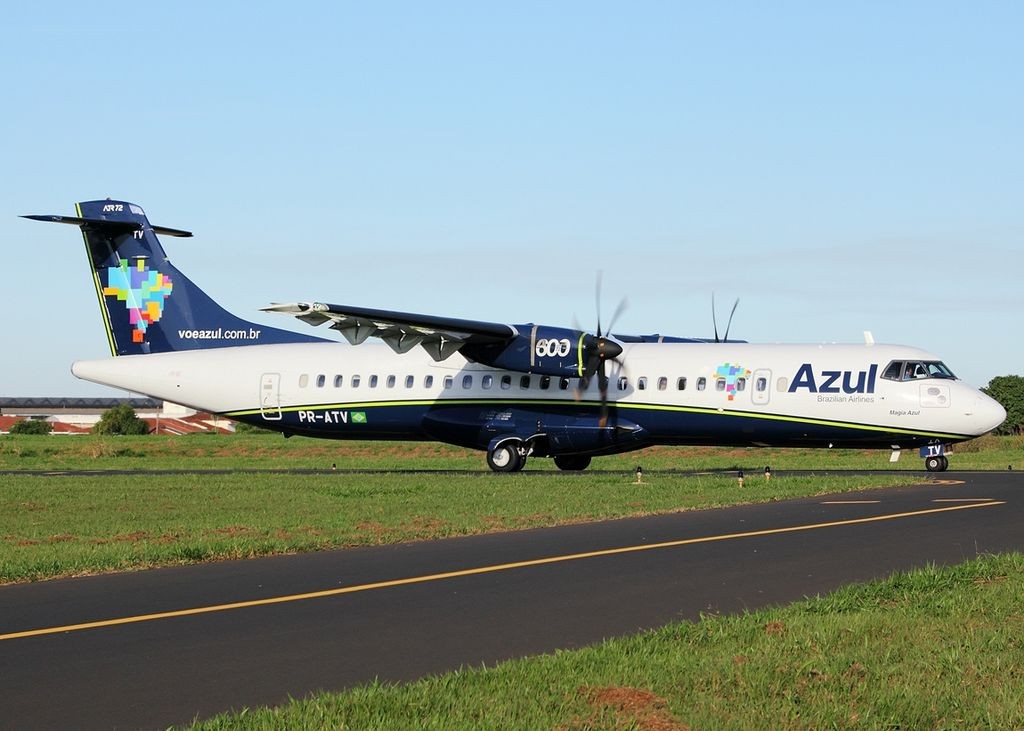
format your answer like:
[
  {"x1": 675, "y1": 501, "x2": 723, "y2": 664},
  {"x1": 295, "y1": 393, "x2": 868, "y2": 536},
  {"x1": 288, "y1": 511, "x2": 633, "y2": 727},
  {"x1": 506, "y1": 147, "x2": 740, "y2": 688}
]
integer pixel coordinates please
[
  {"x1": 881, "y1": 360, "x2": 957, "y2": 382},
  {"x1": 903, "y1": 362, "x2": 928, "y2": 380},
  {"x1": 924, "y1": 362, "x2": 956, "y2": 378}
]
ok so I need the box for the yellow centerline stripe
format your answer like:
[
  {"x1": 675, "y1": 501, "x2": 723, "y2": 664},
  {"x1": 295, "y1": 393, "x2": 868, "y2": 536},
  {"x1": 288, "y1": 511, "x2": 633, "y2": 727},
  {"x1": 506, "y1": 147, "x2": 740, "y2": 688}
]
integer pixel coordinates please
[
  {"x1": 932, "y1": 498, "x2": 996, "y2": 503},
  {"x1": 0, "y1": 500, "x2": 1003, "y2": 643}
]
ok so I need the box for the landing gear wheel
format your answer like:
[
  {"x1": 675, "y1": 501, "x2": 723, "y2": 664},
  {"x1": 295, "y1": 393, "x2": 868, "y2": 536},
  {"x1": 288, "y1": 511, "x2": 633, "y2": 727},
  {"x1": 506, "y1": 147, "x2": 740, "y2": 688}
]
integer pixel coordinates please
[
  {"x1": 925, "y1": 455, "x2": 948, "y2": 472},
  {"x1": 553, "y1": 455, "x2": 592, "y2": 471},
  {"x1": 487, "y1": 443, "x2": 524, "y2": 472}
]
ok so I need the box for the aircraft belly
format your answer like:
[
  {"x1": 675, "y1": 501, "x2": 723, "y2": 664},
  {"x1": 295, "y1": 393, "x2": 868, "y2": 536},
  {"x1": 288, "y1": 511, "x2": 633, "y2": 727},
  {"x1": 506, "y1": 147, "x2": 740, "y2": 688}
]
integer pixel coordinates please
[
  {"x1": 422, "y1": 403, "x2": 649, "y2": 454},
  {"x1": 620, "y1": 404, "x2": 964, "y2": 449}
]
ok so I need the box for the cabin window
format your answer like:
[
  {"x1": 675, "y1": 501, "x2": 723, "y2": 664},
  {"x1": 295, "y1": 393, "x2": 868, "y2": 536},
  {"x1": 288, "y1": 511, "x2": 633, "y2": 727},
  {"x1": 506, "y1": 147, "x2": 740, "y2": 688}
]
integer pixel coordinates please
[
  {"x1": 637, "y1": 377, "x2": 647, "y2": 391},
  {"x1": 736, "y1": 377, "x2": 746, "y2": 392},
  {"x1": 386, "y1": 375, "x2": 396, "y2": 388},
  {"x1": 462, "y1": 375, "x2": 473, "y2": 389},
  {"x1": 776, "y1": 377, "x2": 787, "y2": 392},
  {"x1": 316, "y1": 375, "x2": 326, "y2": 388},
  {"x1": 617, "y1": 376, "x2": 628, "y2": 391},
  {"x1": 333, "y1": 375, "x2": 343, "y2": 388},
  {"x1": 424, "y1": 375, "x2": 434, "y2": 388},
  {"x1": 715, "y1": 378, "x2": 726, "y2": 392},
  {"x1": 351, "y1": 375, "x2": 361, "y2": 388},
  {"x1": 520, "y1": 375, "x2": 531, "y2": 389},
  {"x1": 677, "y1": 377, "x2": 687, "y2": 390},
  {"x1": 657, "y1": 377, "x2": 668, "y2": 391},
  {"x1": 559, "y1": 377, "x2": 570, "y2": 390},
  {"x1": 298, "y1": 374, "x2": 309, "y2": 388},
  {"x1": 443, "y1": 375, "x2": 453, "y2": 389},
  {"x1": 501, "y1": 375, "x2": 512, "y2": 390},
  {"x1": 369, "y1": 375, "x2": 378, "y2": 388},
  {"x1": 482, "y1": 375, "x2": 493, "y2": 389},
  {"x1": 756, "y1": 377, "x2": 767, "y2": 392},
  {"x1": 405, "y1": 375, "x2": 414, "y2": 388},
  {"x1": 540, "y1": 376, "x2": 551, "y2": 390},
  {"x1": 697, "y1": 377, "x2": 706, "y2": 391}
]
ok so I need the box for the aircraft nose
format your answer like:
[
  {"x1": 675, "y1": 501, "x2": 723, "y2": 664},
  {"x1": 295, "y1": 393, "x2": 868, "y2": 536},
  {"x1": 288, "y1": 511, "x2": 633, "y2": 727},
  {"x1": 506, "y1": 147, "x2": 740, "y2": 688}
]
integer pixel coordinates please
[{"x1": 971, "y1": 392, "x2": 1006, "y2": 435}]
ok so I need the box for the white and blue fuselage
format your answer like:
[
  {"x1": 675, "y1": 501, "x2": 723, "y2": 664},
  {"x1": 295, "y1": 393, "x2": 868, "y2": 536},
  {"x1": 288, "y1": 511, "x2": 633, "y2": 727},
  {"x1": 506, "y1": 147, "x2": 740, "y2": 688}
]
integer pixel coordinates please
[
  {"x1": 72, "y1": 340, "x2": 1004, "y2": 457},
  {"x1": 27, "y1": 198, "x2": 1005, "y2": 472}
]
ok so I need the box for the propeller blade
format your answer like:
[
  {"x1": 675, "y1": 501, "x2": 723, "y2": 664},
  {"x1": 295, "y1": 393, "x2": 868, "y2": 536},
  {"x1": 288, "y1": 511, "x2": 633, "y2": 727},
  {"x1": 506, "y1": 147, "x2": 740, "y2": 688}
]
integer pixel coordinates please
[
  {"x1": 595, "y1": 271, "x2": 604, "y2": 337},
  {"x1": 723, "y1": 298, "x2": 740, "y2": 343},
  {"x1": 598, "y1": 358, "x2": 610, "y2": 427},
  {"x1": 606, "y1": 297, "x2": 629, "y2": 337},
  {"x1": 712, "y1": 292, "x2": 720, "y2": 343}
]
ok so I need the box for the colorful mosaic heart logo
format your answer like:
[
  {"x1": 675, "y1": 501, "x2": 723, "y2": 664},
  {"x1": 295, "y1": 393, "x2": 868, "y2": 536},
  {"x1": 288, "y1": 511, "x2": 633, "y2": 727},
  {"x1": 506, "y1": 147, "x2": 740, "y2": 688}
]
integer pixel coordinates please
[{"x1": 102, "y1": 259, "x2": 173, "y2": 344}]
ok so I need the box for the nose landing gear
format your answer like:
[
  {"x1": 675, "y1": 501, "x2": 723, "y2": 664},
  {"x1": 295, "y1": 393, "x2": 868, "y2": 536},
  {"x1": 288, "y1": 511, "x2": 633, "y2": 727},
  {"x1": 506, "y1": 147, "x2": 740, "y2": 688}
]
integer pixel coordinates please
[{"x1": 924, "y1": 455, "x2": 949, "y2": 472}]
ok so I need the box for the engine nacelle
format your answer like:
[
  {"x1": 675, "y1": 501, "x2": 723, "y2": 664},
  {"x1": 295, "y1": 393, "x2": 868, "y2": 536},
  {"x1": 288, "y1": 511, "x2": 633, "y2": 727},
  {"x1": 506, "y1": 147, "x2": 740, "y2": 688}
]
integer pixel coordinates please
[{"x1": 464, "y1": 325, "x2": 586, "y2": 377}]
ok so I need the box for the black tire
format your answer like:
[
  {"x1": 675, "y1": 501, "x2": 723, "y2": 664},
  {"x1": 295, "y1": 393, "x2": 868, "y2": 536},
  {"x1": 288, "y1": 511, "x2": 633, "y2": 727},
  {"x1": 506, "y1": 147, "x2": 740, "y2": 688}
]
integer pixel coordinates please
[
  {"x1": 925, "y1": 455, "x2": 944, "y2": 472},
  {"x1": 487, "y1": 443, "x2": 523, "y2": 472},
  {"x1": 553, "y1": 455, "x2": 592, "y2": 471},
  {"x1": 939, "y1": 455, "x2": 949, "y2": 471}
]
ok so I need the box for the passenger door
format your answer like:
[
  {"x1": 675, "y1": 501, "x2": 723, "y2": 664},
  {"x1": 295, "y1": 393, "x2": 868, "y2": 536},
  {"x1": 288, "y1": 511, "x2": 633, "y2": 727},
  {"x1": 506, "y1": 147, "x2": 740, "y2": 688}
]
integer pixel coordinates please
[
  {"x1": 259, "y1": 373, "x2": 282, "y2": 420},
  {"x1": 752, "y1": 369, "x2": 772, "y2": 405}
]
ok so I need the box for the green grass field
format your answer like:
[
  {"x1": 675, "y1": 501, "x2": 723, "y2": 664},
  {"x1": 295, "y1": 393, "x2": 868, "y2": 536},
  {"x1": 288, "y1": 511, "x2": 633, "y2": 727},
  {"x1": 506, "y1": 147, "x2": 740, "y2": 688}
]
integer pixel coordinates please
[
  {"x1": 1, "y1": 433, "x2": 1019, "y2": 583},
  {"x1": 188, "y1": 552, "x2": 1024, "y2": 730},
  {"x1": 2, "y1": 470, "x2": 916, "y2": 584},
  {"x1": 1, "y1": 432, "x2": 1021, "y2": 472}
]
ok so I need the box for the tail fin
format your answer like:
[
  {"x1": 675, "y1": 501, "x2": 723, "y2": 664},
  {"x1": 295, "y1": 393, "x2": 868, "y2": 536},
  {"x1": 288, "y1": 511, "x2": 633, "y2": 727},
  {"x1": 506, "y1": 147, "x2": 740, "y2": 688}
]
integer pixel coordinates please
[{"x1": 24, "y1": 199, "x2": 324, "y2": 355}]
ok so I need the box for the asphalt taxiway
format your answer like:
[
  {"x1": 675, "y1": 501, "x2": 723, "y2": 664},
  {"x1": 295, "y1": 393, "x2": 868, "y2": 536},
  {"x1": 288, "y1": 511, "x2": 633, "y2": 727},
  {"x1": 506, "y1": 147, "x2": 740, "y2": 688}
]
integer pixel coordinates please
[{"x1": 1, "y1": 471, "x2": 1021, "y2": 729}]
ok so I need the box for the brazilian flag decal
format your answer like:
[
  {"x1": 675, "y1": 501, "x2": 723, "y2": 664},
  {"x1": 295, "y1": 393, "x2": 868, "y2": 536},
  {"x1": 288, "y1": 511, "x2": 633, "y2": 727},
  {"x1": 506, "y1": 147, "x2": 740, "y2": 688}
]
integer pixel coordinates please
[{"x1": 351, "y1": 411, "x2": 368, "y2": 424}]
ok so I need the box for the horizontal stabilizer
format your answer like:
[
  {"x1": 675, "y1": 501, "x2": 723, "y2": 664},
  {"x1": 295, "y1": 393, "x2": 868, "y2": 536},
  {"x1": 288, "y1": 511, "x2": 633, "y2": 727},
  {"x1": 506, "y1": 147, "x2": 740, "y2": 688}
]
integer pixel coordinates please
[{"x1": 22, "y1": 214, "x2": 193, "y2": 238}]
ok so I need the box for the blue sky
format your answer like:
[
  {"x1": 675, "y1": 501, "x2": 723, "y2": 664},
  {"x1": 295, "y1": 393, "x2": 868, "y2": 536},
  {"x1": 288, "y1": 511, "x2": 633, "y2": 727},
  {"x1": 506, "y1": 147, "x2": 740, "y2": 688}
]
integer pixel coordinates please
[{"x1": 2, "y1": 2, "x2": 1020, "y2": 395}]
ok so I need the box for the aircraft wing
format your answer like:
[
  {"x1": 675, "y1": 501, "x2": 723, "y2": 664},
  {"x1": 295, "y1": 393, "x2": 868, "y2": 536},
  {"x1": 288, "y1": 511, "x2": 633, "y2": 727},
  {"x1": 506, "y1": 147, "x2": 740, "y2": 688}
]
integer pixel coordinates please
[{"x1": 262, "y1": 302, "x2": 518, "y2": 361}]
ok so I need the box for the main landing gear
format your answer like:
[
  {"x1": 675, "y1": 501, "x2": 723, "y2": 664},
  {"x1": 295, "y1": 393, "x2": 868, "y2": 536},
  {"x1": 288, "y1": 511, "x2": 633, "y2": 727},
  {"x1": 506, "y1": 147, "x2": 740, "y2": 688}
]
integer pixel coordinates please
[
  {"x1": 486, "y1": 441, "x2": 526, "y2": 472},
  {"x1": 485, "y1": 440, "x2": 593, "y2": 472},
  {"x1": 924, "y1": 455, "x2": 949, "y2": 472}
]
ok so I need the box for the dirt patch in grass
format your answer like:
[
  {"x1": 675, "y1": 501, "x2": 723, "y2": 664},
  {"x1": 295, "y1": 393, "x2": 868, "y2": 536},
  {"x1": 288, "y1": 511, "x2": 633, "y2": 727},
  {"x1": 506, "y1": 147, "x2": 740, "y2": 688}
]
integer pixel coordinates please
[
  {"x1": 564, "y1": 686, "x2": 689, "y2": 731},
  {"x1": 205, "y1": 525, "x2": 256, "y2": 538},
  {"x1": 114, "y1": 531, "x2": 151, "y2": 543},
  {"x1": 354, "y1": 521, "x2": 388, "y2": 541}
]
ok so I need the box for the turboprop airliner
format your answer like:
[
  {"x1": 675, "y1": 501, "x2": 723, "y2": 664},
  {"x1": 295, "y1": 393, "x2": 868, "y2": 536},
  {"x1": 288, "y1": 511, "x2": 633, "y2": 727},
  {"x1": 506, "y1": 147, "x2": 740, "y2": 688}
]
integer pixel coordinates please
[{"x1": 25, "y1": 200, "x2": 1005, "y2": 472}]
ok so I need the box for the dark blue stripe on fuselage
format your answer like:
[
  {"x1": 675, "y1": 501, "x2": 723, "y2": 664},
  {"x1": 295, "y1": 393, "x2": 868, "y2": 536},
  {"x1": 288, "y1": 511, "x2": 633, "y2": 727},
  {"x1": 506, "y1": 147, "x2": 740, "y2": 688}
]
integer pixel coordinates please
[{"x1": 233, "y1": 400, "x2": 964, "y2": 453}]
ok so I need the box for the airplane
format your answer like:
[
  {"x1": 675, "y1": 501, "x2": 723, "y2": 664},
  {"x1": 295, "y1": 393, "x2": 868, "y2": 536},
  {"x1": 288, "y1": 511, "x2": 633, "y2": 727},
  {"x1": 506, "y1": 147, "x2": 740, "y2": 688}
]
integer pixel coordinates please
[{"x1": 25, "y1": 199, "x2": 1006, "y2": 472}]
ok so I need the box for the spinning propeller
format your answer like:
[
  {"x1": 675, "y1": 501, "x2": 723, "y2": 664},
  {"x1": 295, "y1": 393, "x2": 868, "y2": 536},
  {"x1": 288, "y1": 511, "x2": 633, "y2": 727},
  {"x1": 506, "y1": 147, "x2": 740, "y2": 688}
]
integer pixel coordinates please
[{"x1": 577, "y1": 273, "x2": 626, "y2": 426}]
